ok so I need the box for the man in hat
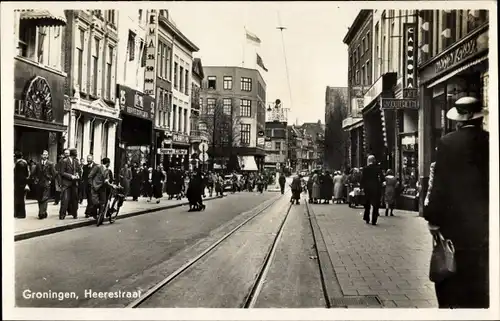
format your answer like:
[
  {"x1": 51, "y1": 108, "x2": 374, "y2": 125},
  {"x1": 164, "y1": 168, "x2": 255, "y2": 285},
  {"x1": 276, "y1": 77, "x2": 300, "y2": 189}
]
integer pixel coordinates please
[
  {"x1": 361, "y1": 155, "x2": 384, "y2": 225},
  {"x1": 31, "y1": 150, "x2": 57, "y2": 219},
  {"x1": 424, "y1": 96, "x2": 489, "y2": 308},
  {"x1": 58, "y1": 148, "x2": 81, "y2": 219}
]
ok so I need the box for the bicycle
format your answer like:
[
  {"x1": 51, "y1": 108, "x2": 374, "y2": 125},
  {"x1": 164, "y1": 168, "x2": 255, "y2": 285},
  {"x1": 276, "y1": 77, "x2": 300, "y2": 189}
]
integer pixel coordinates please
[{"x1": 96, "y1": 185, "x2": 125, "y2": 226}]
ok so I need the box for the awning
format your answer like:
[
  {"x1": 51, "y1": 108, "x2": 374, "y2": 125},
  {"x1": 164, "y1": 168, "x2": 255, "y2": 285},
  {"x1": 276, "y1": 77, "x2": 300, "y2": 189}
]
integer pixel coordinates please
[
  {"x1": 19, "y1": 9, "x2": 67, "y2": 27},
  {"x1": 239, "y1": 156, "x2": 258, "y2": 171},
  {"x1": 15, "y1": 117, "x2": 67, "y2": 132},
  {"x1": 427, "y1": 55, "x2": 488, "y2": 89}
]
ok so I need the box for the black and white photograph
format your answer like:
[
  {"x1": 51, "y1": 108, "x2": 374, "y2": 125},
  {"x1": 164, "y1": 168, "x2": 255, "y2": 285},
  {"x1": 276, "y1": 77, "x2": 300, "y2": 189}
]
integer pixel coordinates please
[{"x1": 2, "y1": 1, "x2": 498, "y2": 320}]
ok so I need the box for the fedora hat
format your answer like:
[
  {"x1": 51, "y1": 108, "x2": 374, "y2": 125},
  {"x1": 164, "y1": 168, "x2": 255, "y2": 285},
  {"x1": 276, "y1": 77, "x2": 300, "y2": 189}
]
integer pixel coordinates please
[{"x1": 446, "y1": 96, "x2": 485, "y2": 121}]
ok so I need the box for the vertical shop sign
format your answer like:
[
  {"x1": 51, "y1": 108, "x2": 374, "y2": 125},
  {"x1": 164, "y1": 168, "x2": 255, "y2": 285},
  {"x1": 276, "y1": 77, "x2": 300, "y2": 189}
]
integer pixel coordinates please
[
  {"x1": 403, "y1": 23, "x2": 417, "y2": 89},
  {"x1": 144, "y1": 10, "x2": 158, "y2": 98}
]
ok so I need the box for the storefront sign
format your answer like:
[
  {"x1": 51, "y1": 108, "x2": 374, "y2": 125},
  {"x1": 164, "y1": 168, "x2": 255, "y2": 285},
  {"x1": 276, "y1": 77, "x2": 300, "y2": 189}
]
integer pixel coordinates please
[
  {"x1": 381, "y1": 98, "x2": 418, "y2": 110},
  {"x1": 403, "y1": 88, "x2": 418, "y2": 99},
  {"x1": 172, "y1": 133, "x2": 190, "y2": 144},
  {"x1": 403, "y1": 23, "x2": 417, "y2": 89},
  {"x1": 117, "y1": 84, "x2": 154, "y2": 120},
  {"x1": 144, "y1": 10, "x2": 158, "y2": 98},
  {"x1": 157, "y1": 148, "x2": 188, "y2": 155},
  {"x1": 435, "y1": 39, "x2": 477, "y2": 74}
]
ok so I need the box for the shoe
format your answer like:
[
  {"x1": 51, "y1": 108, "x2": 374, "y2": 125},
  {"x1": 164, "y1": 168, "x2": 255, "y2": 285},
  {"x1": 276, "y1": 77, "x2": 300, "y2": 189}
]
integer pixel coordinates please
[
  {"x1": 73, "y1": 215, "x2": 78, "y2": 219},
  {"x1": 372, "y1": 222, "x2": 377, "y2": 226},
  {"x1": 156, "y1": 200, "x2": 160, "y2": 204}
]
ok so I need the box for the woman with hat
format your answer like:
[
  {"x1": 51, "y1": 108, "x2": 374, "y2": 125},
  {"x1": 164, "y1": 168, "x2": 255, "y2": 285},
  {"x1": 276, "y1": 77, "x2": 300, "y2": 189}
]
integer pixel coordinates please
[
  {"x1": 424, "y1": 96, "x2": 489, "y2": 308},
  {"x1": 383, "y1": 169, "x2": 398, "y2": 216}
]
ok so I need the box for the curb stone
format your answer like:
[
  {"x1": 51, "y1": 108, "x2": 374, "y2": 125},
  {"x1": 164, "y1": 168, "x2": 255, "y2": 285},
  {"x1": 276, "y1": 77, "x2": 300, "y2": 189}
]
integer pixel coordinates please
[{"x1": 14, "y1": 195, "x2": 223, "y2": 242}]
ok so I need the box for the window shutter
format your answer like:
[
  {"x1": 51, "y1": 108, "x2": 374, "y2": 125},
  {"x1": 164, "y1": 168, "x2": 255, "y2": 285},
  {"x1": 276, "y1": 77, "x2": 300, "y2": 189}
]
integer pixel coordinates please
[
  {"x1": 97, "y1": 39, "x2": 103, "y2": 97},
  {"x1": 110, "y1": 46, "x2": 116, "y2": 102},
  {"x1": 81, "y1": 30, "x2": 88, "y2": 94}
]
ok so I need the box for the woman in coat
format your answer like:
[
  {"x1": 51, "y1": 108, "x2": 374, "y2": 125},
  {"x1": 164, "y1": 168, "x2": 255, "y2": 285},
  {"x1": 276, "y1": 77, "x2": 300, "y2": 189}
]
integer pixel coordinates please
[
  {"x1": 311, "y1": 171, "x2": 321, "y2": 203},
  {"x1": 320, "y1": 171, "x2": 334, "y2": 204},
  {"x1": 332, "y1": 171, "x2": 344, "y2": 204},
  {"x1": 149, "y1": 166, "x2": 165, "y2": 203},
  {"x1": 383, "y1": 169, "x2": 398, "y2": 216}
]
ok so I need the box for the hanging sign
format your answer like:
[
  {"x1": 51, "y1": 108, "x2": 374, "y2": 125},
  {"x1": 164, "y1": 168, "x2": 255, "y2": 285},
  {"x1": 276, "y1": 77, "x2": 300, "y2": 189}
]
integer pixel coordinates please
[
  {"x1": 144, "y1": 10, "x2": 158, "y2": 98},
  {"x1": 403, "y1": 23, "x2": 417, "y2": 89},
  {"x1": 381, "y1": 98, "x2": 418, "y2": 110}
]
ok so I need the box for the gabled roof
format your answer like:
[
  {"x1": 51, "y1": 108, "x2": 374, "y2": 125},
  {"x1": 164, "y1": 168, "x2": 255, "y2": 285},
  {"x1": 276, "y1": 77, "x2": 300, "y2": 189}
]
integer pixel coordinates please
[{"x1": 192, "y1": 58, "x2": 205, "y2": 79}]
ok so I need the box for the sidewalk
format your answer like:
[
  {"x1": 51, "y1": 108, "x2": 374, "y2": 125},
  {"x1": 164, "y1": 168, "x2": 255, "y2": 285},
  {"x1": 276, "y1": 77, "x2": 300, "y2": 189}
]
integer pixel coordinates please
[
  {"x1": 309, "y1": 203, "x2": 438, "y2": 308},
  {"x1": 15, "y1": 189, "x2": 221, "y2": 241}
]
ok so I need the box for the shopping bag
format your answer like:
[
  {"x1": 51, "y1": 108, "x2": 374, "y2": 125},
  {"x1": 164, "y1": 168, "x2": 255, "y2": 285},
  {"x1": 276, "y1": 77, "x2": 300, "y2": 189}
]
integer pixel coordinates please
[{"x1": 429, "y1": 231, "x2": 456, "y2": 283}]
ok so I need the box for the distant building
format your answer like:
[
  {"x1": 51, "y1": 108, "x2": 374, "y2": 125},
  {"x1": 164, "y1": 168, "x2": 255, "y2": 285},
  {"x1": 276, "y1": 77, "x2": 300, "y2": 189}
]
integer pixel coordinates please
[
  {"x1": 325, "y1": 87, "x2": 348, "y2": 170},
  {"x1": 264, "y1": 121, "x2": 288, "y2": 171},
  {"x1": 200, "y1": 66, "x2": 267, "y2": 171}
]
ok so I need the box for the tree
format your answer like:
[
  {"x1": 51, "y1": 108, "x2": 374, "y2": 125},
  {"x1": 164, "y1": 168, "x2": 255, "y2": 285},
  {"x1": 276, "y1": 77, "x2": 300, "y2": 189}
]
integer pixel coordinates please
[
  {"x1": 199, "y1": 97, "x2": 241, "y2": 171},
  {"x1": 324, "y1": 90, "x2": 349, "y2": 171}
]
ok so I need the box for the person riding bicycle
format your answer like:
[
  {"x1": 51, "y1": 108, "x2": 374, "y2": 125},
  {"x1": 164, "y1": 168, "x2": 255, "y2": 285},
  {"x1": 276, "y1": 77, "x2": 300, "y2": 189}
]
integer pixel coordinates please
[{"x1": 88, "y1": 157, "x2": 117, "y2": 219}]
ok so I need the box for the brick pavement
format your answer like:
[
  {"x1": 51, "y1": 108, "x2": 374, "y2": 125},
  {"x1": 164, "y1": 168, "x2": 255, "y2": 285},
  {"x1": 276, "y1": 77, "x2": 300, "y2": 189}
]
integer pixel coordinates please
[{"x1": 310, "y1": 203, "x2": 438, "y2": 308}]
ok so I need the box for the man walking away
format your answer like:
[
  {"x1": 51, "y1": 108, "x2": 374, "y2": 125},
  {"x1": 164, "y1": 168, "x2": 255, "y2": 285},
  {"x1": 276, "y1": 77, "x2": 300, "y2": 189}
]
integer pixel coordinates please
[
  {"x1": 424, "y1": 96, "x2": 489, "y2": 308},
  {"x1": 290, "y1": 174, "x2": 302, "y2": 205},
  {"x1": 83, "y1": 155, "x2": 97, "y2": 218},
  {"x1": 361, "y1": 155, "x2": 384, "y2": 225},
  {"x1": 88, "y1": 157, "x2": 114, "y2": 219},
  {"x1": 279, "y1": 173, "x2": 286, "y2": 194},
  {"x1": 32, "y1": 150, "x2": 57, "y2": 219},
  {"x1": 14, "y1": 150, "x2": 30, "y2": 219}
]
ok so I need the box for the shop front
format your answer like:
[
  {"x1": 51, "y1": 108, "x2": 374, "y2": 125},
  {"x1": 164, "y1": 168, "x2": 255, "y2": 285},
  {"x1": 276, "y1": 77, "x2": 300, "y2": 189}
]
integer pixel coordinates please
[
  {"x1": 116, "y1": 84, "x2": 155, "y2": 171},
  {"x1": 417, "y1": 22, "x2": 489, "y2": 212},
  {"x1": 362, "y1": 72, "x2": 398, "y2": 170},
  {"x1": 157, "y1": 132, "x2": 190, "y2": 170},
  {"x1": 342, "y1": 95, "x2": 365, "y2": 169}
]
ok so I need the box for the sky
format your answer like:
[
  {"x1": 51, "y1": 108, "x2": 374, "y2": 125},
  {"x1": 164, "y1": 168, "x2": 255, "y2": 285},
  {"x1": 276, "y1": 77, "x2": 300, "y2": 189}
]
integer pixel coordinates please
[{"x1": 167, "y1": 2, "x2": 359, "y2": 125}]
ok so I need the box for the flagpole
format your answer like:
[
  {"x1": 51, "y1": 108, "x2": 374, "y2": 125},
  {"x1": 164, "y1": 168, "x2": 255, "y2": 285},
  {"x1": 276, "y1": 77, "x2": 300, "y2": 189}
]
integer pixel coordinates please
[{"x1": 242, "y1": 26, "x2": 246, "y2": 67}]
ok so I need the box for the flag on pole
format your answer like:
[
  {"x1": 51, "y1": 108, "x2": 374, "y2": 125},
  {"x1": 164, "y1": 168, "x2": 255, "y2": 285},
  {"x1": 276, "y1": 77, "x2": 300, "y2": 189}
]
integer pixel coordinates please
[
  {"x1": 245, "y1": 28, "x2": 261, "y2": 46},
  {"x1": 256, "y1": 53, "x2": 268, "y2": 72}
]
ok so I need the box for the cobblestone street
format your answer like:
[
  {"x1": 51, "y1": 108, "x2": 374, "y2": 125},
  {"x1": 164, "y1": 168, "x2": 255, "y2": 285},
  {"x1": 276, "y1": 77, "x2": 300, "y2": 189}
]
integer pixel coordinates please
[{"x1": 310, "y1": 203, "x2": 438, "y2": 308}]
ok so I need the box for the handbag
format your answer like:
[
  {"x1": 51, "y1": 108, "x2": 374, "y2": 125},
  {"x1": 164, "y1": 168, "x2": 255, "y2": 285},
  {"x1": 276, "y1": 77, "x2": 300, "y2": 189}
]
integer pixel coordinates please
[{"x1": 429, "y1": 231, "x2": 456, "y2": 283}]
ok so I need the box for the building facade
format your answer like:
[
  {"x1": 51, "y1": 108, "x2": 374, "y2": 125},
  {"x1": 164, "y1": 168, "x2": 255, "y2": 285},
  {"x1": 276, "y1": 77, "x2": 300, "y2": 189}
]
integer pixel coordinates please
[
  {"x1": 416, "y1": 9, "x2": 489, "y2": 212},
  {"x1": 200, "y1": 66, "x2": 267, "y2": 171},
  {"x1": 188, "y1": 58, "x2": 208, "y2": 170},
  {"x1": 264, "y1": 121, "x2": 288, "y2": 171},
  {"x1": 154, "y1": 10, "x2": 199, "y2": 170},
  {"x1": 115, "y1": 8, "x2": 155, "y2": 171},
  {"x1": 13, "y1": 9, "x2": 68, "y2": 187},
  {"x1": 342, "y1": 10, "x2": 373, "y2": 170},
  {"x1": 63, "y1": 10, "x2": 120, "y2": 169}
]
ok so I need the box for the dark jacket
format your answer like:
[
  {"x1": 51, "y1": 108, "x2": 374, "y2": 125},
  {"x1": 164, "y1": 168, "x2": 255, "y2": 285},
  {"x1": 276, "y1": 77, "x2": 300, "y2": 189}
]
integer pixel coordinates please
[
  {"x1": 14, "y1": 158, "x2": 30, "y2": 189},
  {"x1": 279, "y1": 175, "x2": 286, "y2": 186},
  {"x1": 88, "y1": 164, "x2": 112, "y2": 191},
  {"x1": 32, "y1": 160, "x2": 56, "y2": 187},
  {"x1": 82, "y1": 162, "x2": 97, "y2": 184},
  {"x1": 424, "y1": 126, "x2": 489, "y2": 250},
  {"x1": 361, "y1": 163, "x2": 384, "y2": 203},
  {"x1": 58, "y1": 157, "x2": 81, "y2": 188}
]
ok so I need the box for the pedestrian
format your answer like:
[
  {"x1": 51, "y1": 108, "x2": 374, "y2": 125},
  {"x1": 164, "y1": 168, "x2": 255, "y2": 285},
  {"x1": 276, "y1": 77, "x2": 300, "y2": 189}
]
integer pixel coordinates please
[
  {"x1": 332, "y1": 171, "x2": 344, "y2": 204},
  {"x1": 88, "y1": 157, "x2": 114, "y2": 219},
  {"x1": 290, "y1": 174, "x2": 302, "y2": 205},
  {"x1": 31, "y1": 150, "x2": 57, "y2": 219},
  {"x1": 424, "y1": 96, "x2": 489, "y2": 308},
  {"x1": 78, "y1": 157, "x2": 86, "y2": 204},
  {"x1": 58, "y1": 148, "x2": 80, "y2": 219},
  {"x1": 149, "y1": 166, "x2": 165, "y2": 204},
  {"x1": 14, "y1": 150, "x2": 30, "y2": 219},
  {"x1": 360, "y1": 155, "x2": 384, "y2": 225},
  {"x1": 311, "y1": 171, "x2": 321, "y2": 203},
  {"x1": 278, "y1": 172, "x2": 286, "y2": 194},
  {"x1": 383, "y1": 169, "x2": 398, "y2": 216},
  {"x1": 321, "y1": 171, "x2": 334, "y2": 204},
  {"x1": 306, "y1": 174, "x2": 314, "y2": 203},
  {"x1": 82, "y1": 155, "x2": 96, "y2": 217},
  {"x1": 130, "y1": 163, "x2": 141, "y2": 201},
  {"x1": 53, "y1": 154, "x2": 64, "y2": 205},
  {"x1": 140, "y1": 163, "x2": 149, "y2": 198},
  {"x1": 120, "y1": 163, "x2": 132, "y2": 198}
]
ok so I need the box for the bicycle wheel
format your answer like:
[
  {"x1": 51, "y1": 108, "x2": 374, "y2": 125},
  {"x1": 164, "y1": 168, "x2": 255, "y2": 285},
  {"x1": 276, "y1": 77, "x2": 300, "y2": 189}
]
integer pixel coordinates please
[{"x1": 97, "y1": 201, "x2": 109, "y2": 226}]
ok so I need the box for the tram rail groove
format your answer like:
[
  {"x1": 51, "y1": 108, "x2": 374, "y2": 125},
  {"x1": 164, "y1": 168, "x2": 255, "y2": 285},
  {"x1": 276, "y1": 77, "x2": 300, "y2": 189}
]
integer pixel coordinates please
[
  {"x1": 127, "y1": 194, "x2": 284, "y2": 308},
  {"x1": 243, "y1": 203, "x2": 293, "y2": 308}
]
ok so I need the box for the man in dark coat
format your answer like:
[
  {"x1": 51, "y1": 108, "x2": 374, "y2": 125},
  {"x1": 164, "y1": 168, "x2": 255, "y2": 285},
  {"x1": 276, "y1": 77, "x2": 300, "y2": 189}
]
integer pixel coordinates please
[
  {"x1": 14, "y1": 150, "x2": 30, "y2": 219},
  {"x1": 321, "y1": 171, "x2": 334, "y2": 204},
  {"x1": 58, "y1": 148, "x2": 81, "y2": 219},
  {"x1": 361, "y1": 155, "x2": 384, "y2": 225},
  {"x1": 88, "y1": 157, "x2": 114, "y2": 218},
  {"x1": 83, "y1": 155, "x2": 97, "y2": 217},
  {"x1": 150, "y1": 166, "x2": 165, "y2": 203},
  {"x1": 290, "y1": 174, "x2": 302, "y2": 205},
  {"x1": 424, "y1": 97, "x2": 489, "y2": 308},
  {"x1": 31, "y1": 150, "x2": 57, "y2": 219},
  {"x1": 130, "y1": 163, "x2": 141, "y2": 201},
  {"x1": 278, "y1": 173, "x2": 286, "y2": 194}
]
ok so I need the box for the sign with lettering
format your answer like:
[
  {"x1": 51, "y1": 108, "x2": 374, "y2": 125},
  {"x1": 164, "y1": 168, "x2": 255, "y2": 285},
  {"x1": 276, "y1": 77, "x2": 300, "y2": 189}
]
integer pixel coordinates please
[
  {"x1": 403, "y1": 23, "x2": 417, "y2": 89},
  {"x1": 117, "y1": 84, "x2": 154, "y2": 120},
  {"x1": 172, "y1": 133, "x2": 190, "y2": 144},
  {"x1": 157, "y1": 148, "x2": 188, "y2": 155},
  {"x1": 144, "y1": 10, "x2": 158, "y2": 98},
  {"x1": 403, "y1": 88, "x2": 418, "y2": 99},
  {"x1": 435, "y1": 38, "x2": 478, "y2": 74},
  {"x1": 381, "y1": 98, "x2": 418, "y2": 110}
]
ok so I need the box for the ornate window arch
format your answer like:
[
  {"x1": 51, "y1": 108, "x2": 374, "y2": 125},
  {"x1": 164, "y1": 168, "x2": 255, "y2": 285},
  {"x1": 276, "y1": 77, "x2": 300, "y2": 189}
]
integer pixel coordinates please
[{"x1": 23, "y1": 76, "x2": 53, "y2": 122}]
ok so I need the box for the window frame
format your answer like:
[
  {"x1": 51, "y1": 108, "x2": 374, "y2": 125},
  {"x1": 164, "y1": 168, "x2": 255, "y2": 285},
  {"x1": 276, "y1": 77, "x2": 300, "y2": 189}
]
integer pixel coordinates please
[
  {"x1": 240, "y1": 99, "x2": 252, "y2": 117},
  {"x1": 223, "y1": 76, "x2": 233, "y2": 90},
  {"x1": 223, "y1": 98, "x2": 232, "y2": 115},
  {"x1": 207, "y1": 98, "x2": 216, "y2": 115},
  {"x1": 240, "y1": 124, "x2": 251, "y2": 145},
  {"x1": 240, "y1": 77, "x2": 252, "y2": 92},
  {"x1": 207, "y1": 76, "x2": 217, "y2": 90}
]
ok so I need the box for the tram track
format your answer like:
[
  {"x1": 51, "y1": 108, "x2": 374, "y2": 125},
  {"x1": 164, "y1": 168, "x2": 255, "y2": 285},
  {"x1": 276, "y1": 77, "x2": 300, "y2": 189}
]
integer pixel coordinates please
[{"x1": 127, "y1": 194, "x2": 291, "y2": 308}]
